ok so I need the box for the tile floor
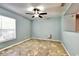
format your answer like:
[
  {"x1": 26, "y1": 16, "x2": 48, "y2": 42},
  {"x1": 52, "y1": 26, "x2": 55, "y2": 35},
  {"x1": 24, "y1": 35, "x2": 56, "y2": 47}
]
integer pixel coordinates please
[{"x1": 0, "y1": 39, "x2": 68, "y2": 56}]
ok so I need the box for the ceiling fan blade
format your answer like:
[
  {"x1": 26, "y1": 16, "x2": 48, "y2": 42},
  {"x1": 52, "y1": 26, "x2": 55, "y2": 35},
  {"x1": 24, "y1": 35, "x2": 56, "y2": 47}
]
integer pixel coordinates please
[
  {"x1": 32, "y1": 16, "x2": 34, "y2": 18},
  {"x1": 39, "y1": 15, "x2": 43, "y2": 18},
  {"x1": 39, "y1": 13, "x2": 47, "y2": 15},
  {"x1": 25, "y1": 13, "x2": 33, "y2": 15}
]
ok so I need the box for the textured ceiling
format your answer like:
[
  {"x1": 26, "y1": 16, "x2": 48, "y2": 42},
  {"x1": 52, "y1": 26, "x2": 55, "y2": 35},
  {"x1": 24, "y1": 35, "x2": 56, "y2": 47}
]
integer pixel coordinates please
[
  {"x1": 0, "y1": 3, "x2": 69, "y2": 20},
  {"x1": 65, "y1": 3, "x2": 79, "y2": 15}
]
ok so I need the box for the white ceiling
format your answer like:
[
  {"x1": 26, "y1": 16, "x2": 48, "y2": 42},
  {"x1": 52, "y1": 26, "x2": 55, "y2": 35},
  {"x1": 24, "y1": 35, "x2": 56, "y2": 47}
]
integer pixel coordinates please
[
  {"x1": 65, "y1": 3, "x2": 79, "y2": 15},
  {"x1": 0, "y1": 3, "x2": 69, "y2": 20}
]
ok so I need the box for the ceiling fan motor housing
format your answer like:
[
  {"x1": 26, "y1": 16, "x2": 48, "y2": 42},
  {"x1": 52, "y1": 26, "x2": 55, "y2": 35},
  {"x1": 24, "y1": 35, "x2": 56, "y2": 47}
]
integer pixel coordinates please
[
  {"x1": 33, "y1": 8, "x2": 40, "y2": 11},
  {"x1": 26, "y1": 8, "x2": 47, "y2": 18}
]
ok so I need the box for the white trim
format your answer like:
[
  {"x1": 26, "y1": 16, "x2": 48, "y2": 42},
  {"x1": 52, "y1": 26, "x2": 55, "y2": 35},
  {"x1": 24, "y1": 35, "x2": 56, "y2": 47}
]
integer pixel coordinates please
[
  {"x1": 62, "y1": 3, "x2": 72, "y2": 16},
  {"x1": 0, "y1": 37, "x2": 70, "y2": 56},
  {"x1": 31, "y1": 37, "x2": 61, "y2": 42},
  {"x1": 33, "y1": 38, "x2": 70, "y2": 56},
  {"x1": 61, "y1": 43, "x2": 70, "y2": 56},
  {"x1": 0, "y1": 38, "x2": 61, "y2": 52},
  {"x1": 0, "y1": 38, "x2": 31, "y2": 52}
]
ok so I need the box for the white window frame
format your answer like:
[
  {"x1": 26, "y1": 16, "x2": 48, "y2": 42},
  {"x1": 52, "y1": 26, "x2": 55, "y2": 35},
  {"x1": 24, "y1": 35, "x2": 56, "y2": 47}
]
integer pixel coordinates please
[{"x1": 0, "y1": 15, "x2": 16, "y2": 43}]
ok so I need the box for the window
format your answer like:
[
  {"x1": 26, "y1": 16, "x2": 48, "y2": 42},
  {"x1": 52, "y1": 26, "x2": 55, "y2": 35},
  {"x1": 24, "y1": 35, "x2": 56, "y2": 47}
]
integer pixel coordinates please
[{"x1": 0, "y1": 15, "x2": 16, "y2": 42}]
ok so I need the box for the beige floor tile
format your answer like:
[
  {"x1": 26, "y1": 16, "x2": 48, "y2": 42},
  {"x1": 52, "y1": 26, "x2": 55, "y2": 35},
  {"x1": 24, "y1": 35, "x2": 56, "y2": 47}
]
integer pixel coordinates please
[{"x1": 0, "y1": 39, "x2": 68, "y2": 56}]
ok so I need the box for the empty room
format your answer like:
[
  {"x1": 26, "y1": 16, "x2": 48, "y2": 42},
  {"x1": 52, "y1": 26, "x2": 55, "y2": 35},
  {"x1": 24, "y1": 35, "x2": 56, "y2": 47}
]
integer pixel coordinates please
[{"x1": 0, "y1": 3, "x2": 79, "y2": 56}]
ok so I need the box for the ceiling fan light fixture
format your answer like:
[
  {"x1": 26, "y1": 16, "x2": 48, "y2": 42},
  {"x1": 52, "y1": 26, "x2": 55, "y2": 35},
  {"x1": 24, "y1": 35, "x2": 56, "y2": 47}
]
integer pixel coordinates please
[{"x1": 34, "y1": 14, "x2": 39, "y2": 17}]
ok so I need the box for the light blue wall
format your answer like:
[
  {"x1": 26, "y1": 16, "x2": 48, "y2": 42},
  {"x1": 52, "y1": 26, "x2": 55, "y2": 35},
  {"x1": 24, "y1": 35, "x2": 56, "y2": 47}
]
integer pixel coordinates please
[
  {"x1": 61, "y1": 15, "x2": 79, "y2": 56},
  {"x1": 32, "y1": 17, "x2": 61, "y2": 40},
  {"x1": 62, "y1": 32, "x2": 79, "y2": 56},
  {"x1": 0, "y1": 8, "x2": 31, "y2": 48}
]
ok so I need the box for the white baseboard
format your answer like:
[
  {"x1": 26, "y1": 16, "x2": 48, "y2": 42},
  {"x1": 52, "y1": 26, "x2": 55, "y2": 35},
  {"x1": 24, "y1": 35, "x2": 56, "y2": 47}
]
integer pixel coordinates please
[
  {"x1": 31, "y1": 37, "x2": 61, "y2": 42},
  {"x1": 61, "y1": 43, "x2": 70, "y2": 56},
  {"x1": 0, "y1": 38, "x2": 61, "y2": 52},
  {"x1": 0, "y1": 37, "x2": 70, "y2": 56},
  {"x1": 0, "y1": 38, "x2": 31, "y2": 52}
]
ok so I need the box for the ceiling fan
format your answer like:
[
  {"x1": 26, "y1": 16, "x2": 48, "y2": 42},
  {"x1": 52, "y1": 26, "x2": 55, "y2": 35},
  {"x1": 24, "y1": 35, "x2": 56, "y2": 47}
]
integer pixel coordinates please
[
  {"x1": 61, "y1": 3, "x2": 65, "y2": 7},
  {"x1": 25, "y1": 7, "x2": 47, "y2": 18}
]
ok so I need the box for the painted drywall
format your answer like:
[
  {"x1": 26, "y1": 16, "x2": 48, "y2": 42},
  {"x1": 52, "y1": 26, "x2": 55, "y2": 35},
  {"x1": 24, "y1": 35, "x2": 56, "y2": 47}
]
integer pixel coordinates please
[
  {"x1": 62, "y1": 32, "x2": 79, "y2": 56},
  {"x1": 32, "y1": 17, "x2": 61, "y2": 40},
  {"x1": 61, "y1": 15, "x2": 79, "y2": 56},
  {"x1": 0, "y1": 8, "x2": 31, "y2": 48}
]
